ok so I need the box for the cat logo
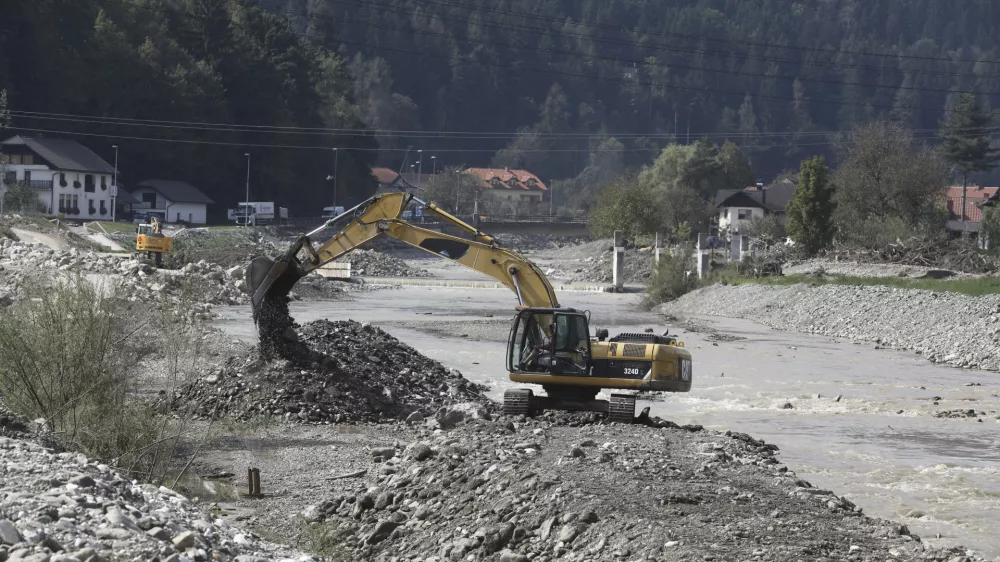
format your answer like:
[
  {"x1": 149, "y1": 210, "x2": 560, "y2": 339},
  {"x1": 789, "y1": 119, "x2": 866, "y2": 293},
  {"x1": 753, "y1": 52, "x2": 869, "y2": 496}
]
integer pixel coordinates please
[{"x1": 679, "y1": 359, "x2": 692, "y2": 382}]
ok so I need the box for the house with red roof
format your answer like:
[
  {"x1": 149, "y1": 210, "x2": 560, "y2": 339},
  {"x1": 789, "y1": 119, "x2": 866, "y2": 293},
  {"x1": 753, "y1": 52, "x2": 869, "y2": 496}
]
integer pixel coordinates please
[
  {"x1": 372, "y1": 167, "x2": 418, "y2": 195},
  {"x1": 943, "y1": 185, "x2": 998, "y2": 223},
  {"x1": 462, "y1": 167, "x2": 548, "y2": 214}
]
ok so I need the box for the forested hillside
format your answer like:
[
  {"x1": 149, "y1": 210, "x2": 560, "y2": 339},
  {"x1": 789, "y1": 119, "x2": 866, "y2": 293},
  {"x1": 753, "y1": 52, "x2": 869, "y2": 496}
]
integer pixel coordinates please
[
  {"x1": 277, "y1": 0, "x2": 1000, "y2": 196},
  {"x1": 4, "y1": 0, "x2": 1000, "y2": 213},
  {"x1": 0, "y1": 0, "x2": 376, "y2": 212}
]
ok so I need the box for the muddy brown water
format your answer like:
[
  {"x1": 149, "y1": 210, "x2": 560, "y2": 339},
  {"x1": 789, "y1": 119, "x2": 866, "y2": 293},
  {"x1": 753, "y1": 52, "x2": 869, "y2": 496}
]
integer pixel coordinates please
[{"x1": 217, "y1": 285, "x2": 1000, "y2": 560}]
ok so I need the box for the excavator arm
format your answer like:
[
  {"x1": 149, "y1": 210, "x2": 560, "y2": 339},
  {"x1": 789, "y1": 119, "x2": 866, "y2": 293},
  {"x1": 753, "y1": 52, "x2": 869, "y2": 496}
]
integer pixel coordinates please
[{"x1": 246, "y1": 192, "x2": 559, "y2": 311}]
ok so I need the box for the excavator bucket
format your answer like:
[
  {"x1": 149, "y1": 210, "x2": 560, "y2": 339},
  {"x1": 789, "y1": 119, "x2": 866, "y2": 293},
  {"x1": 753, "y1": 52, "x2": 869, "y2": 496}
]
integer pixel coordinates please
[{"x1": 245, "y1": 255, "x2": 303, "y2": 311}]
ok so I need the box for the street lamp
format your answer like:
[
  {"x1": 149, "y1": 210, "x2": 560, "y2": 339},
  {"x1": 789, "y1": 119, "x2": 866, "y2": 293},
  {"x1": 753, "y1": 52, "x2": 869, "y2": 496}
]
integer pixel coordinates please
[
  {"x1": 431, "y1": 155, "x2": 437, "y2": 176},
  {"x1": 244, "y1": 153, "x2": 251, "y2": 227},
  {"x1": 111, "y1": 145, "x2": 119, "y2": 221}
]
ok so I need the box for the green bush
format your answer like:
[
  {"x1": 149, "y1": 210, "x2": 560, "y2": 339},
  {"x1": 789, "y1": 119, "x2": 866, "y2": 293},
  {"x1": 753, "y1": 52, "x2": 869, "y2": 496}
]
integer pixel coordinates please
[
  {"x1": 588, "y1": 175, "x2": 660, "y2": 239},
  {"x1": 641, "y1": 246, "x2": 699, "y2": 308},
  {"x1": 0, "y1": 278, "x2": 185, "y2": 480},
  {"x1": 982, "y1": 206, "x2": 1000, "y2": 255}
]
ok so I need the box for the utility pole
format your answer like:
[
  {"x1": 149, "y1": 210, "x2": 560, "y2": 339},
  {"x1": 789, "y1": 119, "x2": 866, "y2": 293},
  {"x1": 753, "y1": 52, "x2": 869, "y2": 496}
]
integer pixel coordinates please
[
  {"x1": 431, "y1": 155, "x2": 436, "y2": 176},
  {"x1": 332, "y1": 148, "x2": 339, "y2": 207},
  {"x1": 417, "y1": 149, "x2": 423, "y2": 188},
  {"x1": 454, "y1": 170, "x2": 461, "y2": 214},
  {"x1": 111, "y1": 145, "x2": 118, "y2": 221},
  {"x1": 244, "y1": 153, "x2": 251, "y2": 227},
  {"x1": 549, "y1": 179, "x2": 555, "y2": 217}
]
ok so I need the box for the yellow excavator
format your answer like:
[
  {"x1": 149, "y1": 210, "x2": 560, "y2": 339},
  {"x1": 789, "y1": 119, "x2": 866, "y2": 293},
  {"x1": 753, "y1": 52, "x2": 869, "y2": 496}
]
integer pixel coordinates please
[
  {"x1": 135, "y1": 216, "x2": 172, "y2": 267},
  {"x1": 245, "y1": 192, "x2": 692, "y2": 422}
]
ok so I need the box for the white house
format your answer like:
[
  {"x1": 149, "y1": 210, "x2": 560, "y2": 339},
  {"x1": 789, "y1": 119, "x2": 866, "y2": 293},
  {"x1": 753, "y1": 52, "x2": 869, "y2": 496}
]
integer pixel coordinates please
[
  {"x1": 1, "y1": 136, "x2": 116, "y2": 218},
  {"x1": 130, "y1": 179, "x2": 214, "y2": 224},
  {"x1": 715, "y1": 179, "x2": 796, "y2": 234}
]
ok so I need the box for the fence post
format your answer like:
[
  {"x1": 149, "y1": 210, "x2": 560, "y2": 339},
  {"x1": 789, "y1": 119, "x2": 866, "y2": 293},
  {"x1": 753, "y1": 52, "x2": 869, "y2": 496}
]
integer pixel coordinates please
[
  {"x1": 654, "y1": 232, "x2": 663, "y2": 266},
  {"x1": 612, "y1": 230, "x2": 624, "y2": 291}
]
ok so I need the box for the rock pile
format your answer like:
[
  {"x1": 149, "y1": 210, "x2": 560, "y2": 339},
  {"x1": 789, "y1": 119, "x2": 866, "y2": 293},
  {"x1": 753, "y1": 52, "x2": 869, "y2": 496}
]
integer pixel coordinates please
[
  {"x1": 0, "y1": 238, "x2": 250, "y2": 307},
  {"x1": 664, "y1": 283, "x2": 1000, "y2": 371},
  {"x1": 172, "y1": 320, "x2": 491, "y2": 423},
  {"x1": 301, "y1": 416, "x2": 983, "y2": 562},
  {"x1": 0, "y1": 435, "x2": 318, "y2": 562},
  {"x1": 336, "y1": 249, "x2": 430, "y2": 278}
]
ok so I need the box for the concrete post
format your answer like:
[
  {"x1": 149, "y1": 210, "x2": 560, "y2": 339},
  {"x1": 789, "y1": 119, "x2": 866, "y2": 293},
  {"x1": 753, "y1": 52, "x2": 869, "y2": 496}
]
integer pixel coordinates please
[
  {"x1": 654, "y1": 232, "x2": 663, "y2": 265},
  {"x1": 730, "y1": 234, "x2": 742, "y2": 261},
  {"x1": 612, "y1": 230, "x2": 624, "y2": 291},
  {"x1": 695, "y1": 233, "x2": 711, "y2": 279}
]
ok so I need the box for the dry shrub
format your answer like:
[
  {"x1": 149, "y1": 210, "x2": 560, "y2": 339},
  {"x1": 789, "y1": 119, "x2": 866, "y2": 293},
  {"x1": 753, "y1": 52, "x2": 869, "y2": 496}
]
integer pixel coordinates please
[
  {"x1": 0, "y1": 276, "x2": 186, "y2": 480},
  {"x1": 641, "y1": 246, "x2": 699, "y2": 308}
]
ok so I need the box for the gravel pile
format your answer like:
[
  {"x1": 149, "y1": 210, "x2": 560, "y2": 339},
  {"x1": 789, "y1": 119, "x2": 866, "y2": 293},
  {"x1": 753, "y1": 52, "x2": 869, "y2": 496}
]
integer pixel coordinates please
[
  {"x1": 566, "y1": 250, "x2": 655, "y2": 284},
  {"x1": 299, "y1": 415, "x2": 983, "y2": 562},
  {"x1": 663, "y1": 283, "x2": 1000, "y2": 371},
  {"x1": 172, "y1": 320, "x2": 491, "y2": 423},
  {"x1": 335, "y1": 249, "x2": 430, "y2": 278},
  {"x1": 0, "y1": 435, "x2": 318, "y2": 562},
  {"x1": 783, "y1": 258, "x2": 979, "y2": 279}
]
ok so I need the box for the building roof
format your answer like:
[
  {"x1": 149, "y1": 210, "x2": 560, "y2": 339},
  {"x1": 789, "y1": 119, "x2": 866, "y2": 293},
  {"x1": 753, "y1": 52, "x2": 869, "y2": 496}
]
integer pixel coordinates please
[
  {"x1": 715, "y1": 179, "x2": 796, "y2": 213},
  {"x1": 372, "y1": 167, "x2": 401, "y2": 185},
  {"x1": 1, "y1": 136, "x2": 114, "y2": 173},
  {"x1": 943, "y1": 186, "x2": 998, "y2": 222},
  {"x1": 135, "y1": 179, "x2": 214, "y2": 204},
  {"x1": 463, "y1": 168, "x2": 548, "y2": 191}
]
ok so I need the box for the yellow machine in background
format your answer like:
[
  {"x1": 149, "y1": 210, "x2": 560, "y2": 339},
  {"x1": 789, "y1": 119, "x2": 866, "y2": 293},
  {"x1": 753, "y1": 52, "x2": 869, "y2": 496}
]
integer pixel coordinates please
[
  {"x1": 245, "y1": 192, "x2": 693, "y2": 422},
  {"x1": 135, "y1": 217, "x2": 173, "y2": 266}
]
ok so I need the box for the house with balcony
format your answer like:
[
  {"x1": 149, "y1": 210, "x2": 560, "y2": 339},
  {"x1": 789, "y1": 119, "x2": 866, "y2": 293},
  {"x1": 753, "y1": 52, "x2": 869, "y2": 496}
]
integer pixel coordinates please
[
  {"x1": 462, "y1": 167, "x2": 548, "y2": 214},
  {"x1": 373, "y1": 167, "x2": 418, "y2": 195},
  {"x1": 1, "y1": 136, "x2": 115, "y2": 217},
  {"x1": 129, "y1": 179, "x2": 214, "y2": 224}
]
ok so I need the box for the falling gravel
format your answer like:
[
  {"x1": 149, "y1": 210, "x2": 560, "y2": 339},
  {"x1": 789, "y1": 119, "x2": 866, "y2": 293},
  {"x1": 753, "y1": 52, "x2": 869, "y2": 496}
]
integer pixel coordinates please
[{"x1": 173, "y1": 320, "x2": 491, "y2": 423}]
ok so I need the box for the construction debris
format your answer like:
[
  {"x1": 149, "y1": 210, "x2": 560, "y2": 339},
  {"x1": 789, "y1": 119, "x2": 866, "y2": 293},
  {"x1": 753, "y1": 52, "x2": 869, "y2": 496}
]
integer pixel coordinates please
[
  {"x1": 335, "y1": 249, "x2": 431, "y2": 277},
  {"x1": 820, "y1": 238, "x2": 999, "y2": 274}
]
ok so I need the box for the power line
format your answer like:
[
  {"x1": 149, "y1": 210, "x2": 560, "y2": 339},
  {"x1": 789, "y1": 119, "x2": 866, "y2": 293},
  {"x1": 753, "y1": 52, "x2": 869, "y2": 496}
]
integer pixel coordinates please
[
  {"x1": 7, "y1": 124, "x2": 956, "y2": 153},
  {"x1": 21, "y1": 109, "x2": 988, "y2": 140},
  {"x1": 253, "y1": 0, "x2": 1000, "y2": 80}
]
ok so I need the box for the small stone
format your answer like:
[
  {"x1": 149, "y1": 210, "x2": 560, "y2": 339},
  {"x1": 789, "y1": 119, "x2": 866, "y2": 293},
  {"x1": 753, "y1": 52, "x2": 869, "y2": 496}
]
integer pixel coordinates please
[
  {"x1": 410, "y1": 444, "x2": 434, "y2": 461},
  {"x1": 499, "y1": 551, "x2": 529, "y2": 562},
  {"x1": 0, "y1": 519, "x2": 21, "y2": 545},
  {"x1": 780, "y1": 402, "x2": 794, "y2": 410},
  {"x1": 557, "y1": 524, "x2": 581, "y2": 544},
  {"x1": 569, "y1": 447, "x2": 586, "y2": 458},
  {"x1": 172, "y1": 531, "x2": 197, "y2": 550},
  {"x1": 405, "y1": 411, "x2": 424, "y2": 423},
  {"x1": 365, "y1": 521, "x2": 398, "y2": 545},
  {"x1": 68, "y1": 475, "x2": 96, "y2": 488},
  {"x1": 147, "y1": 527, "x2": 171, "y2": 541}
]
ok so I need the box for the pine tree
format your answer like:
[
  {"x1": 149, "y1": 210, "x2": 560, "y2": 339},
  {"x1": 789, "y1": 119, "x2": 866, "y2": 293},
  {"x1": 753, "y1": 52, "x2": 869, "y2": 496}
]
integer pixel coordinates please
[
  {"x1": 940, "y1": 92, "x2": 1000, "y2": 221},
  {"x1": 786, "y1": 156, "x2": 835, "y2": 256}
]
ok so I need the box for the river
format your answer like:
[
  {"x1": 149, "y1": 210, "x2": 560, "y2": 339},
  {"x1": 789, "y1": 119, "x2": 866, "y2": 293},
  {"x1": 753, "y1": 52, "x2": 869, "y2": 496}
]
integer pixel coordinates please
[{"x1": 217, "y1": 285, "x2": 1000, "y2": 560}]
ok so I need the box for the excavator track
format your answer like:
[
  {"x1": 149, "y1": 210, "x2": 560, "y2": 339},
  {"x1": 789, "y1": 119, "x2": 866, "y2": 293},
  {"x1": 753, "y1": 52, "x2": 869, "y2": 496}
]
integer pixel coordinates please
[
  {"x1": 503, "y1": 388, "x2": 534, "y2": 417},
  {"x1": 608, "y1": 394, "x2": 637, "y2": 423}
]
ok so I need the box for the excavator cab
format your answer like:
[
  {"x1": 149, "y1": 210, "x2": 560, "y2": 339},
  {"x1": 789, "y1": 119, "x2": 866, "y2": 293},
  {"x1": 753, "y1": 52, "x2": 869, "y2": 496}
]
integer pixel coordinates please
[{"x1": 508, "y1": 309, "x2": 590, "y2": 376}]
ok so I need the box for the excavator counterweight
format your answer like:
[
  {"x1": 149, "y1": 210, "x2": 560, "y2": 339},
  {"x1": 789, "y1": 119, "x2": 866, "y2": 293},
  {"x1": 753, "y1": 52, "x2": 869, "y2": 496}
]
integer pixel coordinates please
[{"x1": 244, "y1": 192, "x2": 693, "y2": 421}]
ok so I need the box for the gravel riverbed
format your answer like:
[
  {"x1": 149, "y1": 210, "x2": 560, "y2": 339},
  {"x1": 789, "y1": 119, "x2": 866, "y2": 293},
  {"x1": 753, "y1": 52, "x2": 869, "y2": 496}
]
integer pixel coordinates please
[{"x1": 663, "y1": 283, "x2": 1000, "y2": 371}]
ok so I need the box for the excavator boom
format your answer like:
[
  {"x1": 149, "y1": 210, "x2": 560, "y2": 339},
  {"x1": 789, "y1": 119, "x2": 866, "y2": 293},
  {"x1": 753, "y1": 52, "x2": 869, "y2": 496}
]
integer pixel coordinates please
[{"x1": 246, "y1": 192, "x2": 558, "y2": 310}]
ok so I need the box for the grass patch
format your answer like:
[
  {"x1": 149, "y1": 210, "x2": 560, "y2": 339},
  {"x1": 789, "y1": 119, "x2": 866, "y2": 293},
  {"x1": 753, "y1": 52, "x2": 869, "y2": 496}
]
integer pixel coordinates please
[
  {"x1": 732, "y1": 273, "x2": 1000, "y2": 296},
  {"x1": 87, "y1": 220, "x2": 137, "y2": 234}
]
